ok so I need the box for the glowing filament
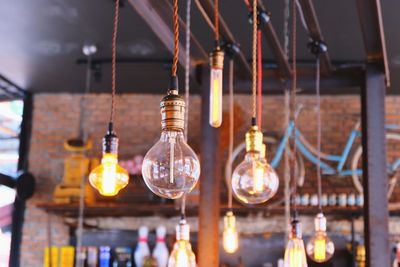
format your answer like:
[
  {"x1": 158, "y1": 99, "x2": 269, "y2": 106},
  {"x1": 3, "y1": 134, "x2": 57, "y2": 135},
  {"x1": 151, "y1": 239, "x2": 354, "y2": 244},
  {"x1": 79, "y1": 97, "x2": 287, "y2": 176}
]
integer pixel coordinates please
[
  {"x1": 314, "y1": 237, "x2": 326, "y2": 261},
  {"x1": 209, "y1": 68, "x2": 223, "y2": 127}
]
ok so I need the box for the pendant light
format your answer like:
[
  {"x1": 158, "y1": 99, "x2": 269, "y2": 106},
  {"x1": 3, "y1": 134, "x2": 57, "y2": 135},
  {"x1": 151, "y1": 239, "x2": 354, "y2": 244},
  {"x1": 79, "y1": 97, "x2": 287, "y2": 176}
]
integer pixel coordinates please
[
  {"x1": 223, "y1": 58, "x2": 238, "y2": 254},
  {"x1": 142, "y1": 0, "x2": 200, "y2": 199},
  {"x1": 284, "y1": 1, "x2": 307, "y2": 266},
  {"x1": 284, "y1": 218, "x2": 308, "y2": 267},
  {"x1": 167, "y1": 218, "x2": 196, "y2": 267},
  {"x1": 88, "y1": 0, "x2": 129, "y2": 197},
  {"x1": 305, "y1": 41, "x2": 335, "y2": 263},
  {"x1": 209, "y1": 0, "x2": 224, "y2": 128},
  {"x1": 231, "y1": 0, "x2": 279, "y2": 205}
]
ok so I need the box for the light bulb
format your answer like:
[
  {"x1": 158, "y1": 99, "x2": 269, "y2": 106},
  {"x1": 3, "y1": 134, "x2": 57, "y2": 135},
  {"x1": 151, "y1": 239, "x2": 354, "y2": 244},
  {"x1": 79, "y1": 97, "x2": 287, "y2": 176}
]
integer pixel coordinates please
[
  {"x1": 168, "y1": 219, "x2": 196, "y2": 267},
  {"x1": 89, "y1": 124, "x2": 129, "y2": 196},
  {"x1": 142, "y1": 79, "x2": 200, "y2": 199},
  {"x1": 232, "y1": 124, "x2": 279, "y2": 204},
  {"x1": 284, "y1": 219, "x2": 308, "y2": 267},
  {"x1": 306, "y1": 213, "x2": 335, "y2": 262},
  {"x1": 223, "y1": 211, "x2": 239, "y2": 254},
  {"x1": 209, "y1": 47, "x2": 224, "y2": 128}
]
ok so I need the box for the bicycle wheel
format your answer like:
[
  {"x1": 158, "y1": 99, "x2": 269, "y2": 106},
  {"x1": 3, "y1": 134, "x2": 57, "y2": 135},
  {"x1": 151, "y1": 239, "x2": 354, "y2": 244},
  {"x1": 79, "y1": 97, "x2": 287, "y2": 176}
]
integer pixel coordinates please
[
  {"x1": 225, "y1": 135, "x2": 305, "y2": 206},
  {"x1": 350, "y1": 133, "x2": 400, "y2": 198}
]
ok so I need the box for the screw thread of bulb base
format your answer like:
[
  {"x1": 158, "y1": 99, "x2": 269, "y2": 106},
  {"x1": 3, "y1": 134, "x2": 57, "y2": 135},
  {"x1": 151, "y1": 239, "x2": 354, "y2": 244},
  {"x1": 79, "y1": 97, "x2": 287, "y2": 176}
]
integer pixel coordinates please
[
  {"x1": 245, "y1": 125, "x2": 263, "y2": 153},
  {"x1": 103, "y1": 123, "x2": 119, "y2": 154},
  {"x1": 210, "y1": 47, "x2": 224, "y2": 69},
  {"x1": 176, "y1": 219, "x2": 190, "y2": 241},
  {"x1": 160, "y1": 77, "x2": 186, "y2": 131},
  {"x1": 314, "y1": 213, "x2": 327, "y2": 232}
]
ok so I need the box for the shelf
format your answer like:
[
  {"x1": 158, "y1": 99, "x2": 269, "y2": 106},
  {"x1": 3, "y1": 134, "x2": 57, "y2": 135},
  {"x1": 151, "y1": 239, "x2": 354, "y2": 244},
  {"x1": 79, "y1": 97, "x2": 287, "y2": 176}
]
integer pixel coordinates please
[{"x1": 36, "y1": 201, "x2": 371, "y2": 218}]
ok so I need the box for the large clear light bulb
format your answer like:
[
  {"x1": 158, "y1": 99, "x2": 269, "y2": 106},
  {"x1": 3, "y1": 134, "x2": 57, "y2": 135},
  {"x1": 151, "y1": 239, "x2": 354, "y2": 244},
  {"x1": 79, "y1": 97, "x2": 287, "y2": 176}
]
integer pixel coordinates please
[
  {"x1": 223, "y1": 211, "x2": 239, "y2": 254},
  {"x1": 306, "y1": 213, "x2": 335, "y2": 262},
  {"x1": 209, "y1": 47, "x2": 224, "y2": 128},
  {"x1": 89, "y1": 124, "x2": 129, "y2": 196},
  {"x1": 232, "y1": 124, "x2": 279, "y2": 204},
  {"x1": 142, "y1": 81, "x2": 200, "y2": 199},
  {"x1": 168, "y1": 219, "x2": 196, "y2": 267},
  {"x1": 284, "y1": 219, "x2": 308, "y2": 267}
]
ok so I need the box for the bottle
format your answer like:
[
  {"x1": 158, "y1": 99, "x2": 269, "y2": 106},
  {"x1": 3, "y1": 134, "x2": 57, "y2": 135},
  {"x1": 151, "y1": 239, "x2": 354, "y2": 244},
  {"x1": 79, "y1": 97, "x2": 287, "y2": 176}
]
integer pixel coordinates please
[
  {"x1": 134, "y1": 226, "x2": 150, "y2": 267},
  {"x1": 152, "y1": 226, "x2": 169, "y2": 267}
]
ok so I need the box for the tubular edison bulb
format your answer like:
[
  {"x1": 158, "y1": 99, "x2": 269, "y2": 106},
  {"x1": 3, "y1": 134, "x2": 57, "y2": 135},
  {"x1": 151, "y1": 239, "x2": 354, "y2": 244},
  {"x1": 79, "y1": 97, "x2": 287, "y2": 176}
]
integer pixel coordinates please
[
  {"x1": 306, "y1": 213, "x2": 335, "y2": 262},
  {"x1": 142, "y1": 79, "x2": 200, "y2": 199},
  {"x1": 89, "y1": 125, "x2": 129, "y2": 196},
  {"x1": 209, "y1": 47, "x2": 224, "y2": 128},
  {"x1": 284, "y1": 220, "x2": 308, "y2": 267},
  {"x1": 223, "y1": 211, "x2": 239, "y2": 254},
  {"x1": 168, "y1": 219, "x2": 196, "y2": 267},
  {"x1": 232, "y1": 124, "x2": 279, "y2": 204}
]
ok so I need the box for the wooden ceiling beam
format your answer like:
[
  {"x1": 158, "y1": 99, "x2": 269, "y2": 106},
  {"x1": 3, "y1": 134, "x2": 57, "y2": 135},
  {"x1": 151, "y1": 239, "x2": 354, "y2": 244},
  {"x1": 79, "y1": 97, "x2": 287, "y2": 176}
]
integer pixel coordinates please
[
  {"x1": 127, "y1": 0, "x2": 208, "y2": 83},
  {"x1": 245, "y1": 0, "x2": 292, "y2": 80},
  {"x1": 356, "y1": 0, "x2": 390, "y2": 87},
  {"x1": 194, "y1": 0, "x2": 252, "y2": 78},
  {"x1": 297, "y1": 0, "x2": 334, "y2": 75}
]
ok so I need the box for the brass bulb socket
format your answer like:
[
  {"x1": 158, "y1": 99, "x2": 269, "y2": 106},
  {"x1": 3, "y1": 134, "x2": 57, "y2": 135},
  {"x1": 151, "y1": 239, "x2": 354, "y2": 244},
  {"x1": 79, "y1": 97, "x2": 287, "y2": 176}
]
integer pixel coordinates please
[
  {"x1": 245, "y1": 125, "x2": 263, "y2": 153},
  {"x1": 103, "y1": 134, "x2": 118, "y2": 154},
  {"x1": 210, "y1": 47, "x2": 224, "y2": 69},
  {"x1": 160, "y1": 89, "x2": 185, "y2": 131},
  {"x1": 260, "y1": 143, "x2": 266, "y2": 159},
  {"x1": 176, "y1": 219, "x2": 190, "y2": 241},
  {"x1": 224, "y1": 211, "x2": 236, "y2": 228},
  {"x1": 314, "y1": 213, "x2": 327, "y2": 232},
  {"x1": 291, "y1": 219, "x2": 302, "y2": 239}
]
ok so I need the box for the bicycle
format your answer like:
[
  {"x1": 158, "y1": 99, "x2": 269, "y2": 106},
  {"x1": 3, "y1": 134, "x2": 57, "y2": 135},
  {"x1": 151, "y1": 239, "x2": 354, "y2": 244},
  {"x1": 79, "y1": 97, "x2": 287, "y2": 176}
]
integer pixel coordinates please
[{"x1": 227, "y1": 105, "x2": 400, "y2": 199}]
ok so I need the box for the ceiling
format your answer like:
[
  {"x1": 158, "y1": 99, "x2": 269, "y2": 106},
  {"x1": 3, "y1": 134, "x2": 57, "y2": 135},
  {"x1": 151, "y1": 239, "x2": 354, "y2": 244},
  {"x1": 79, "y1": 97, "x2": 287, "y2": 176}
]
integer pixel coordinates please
[{"x1": 0, "y1": 0, "x2": 399, "y2": 95}]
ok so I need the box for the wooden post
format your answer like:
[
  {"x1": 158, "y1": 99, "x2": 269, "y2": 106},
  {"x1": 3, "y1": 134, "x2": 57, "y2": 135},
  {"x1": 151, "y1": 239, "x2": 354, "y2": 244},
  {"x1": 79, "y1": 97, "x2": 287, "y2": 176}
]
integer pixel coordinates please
[
  {"x1": 361, "y1": 64, "x2": 389, "y2": 266},
  {"x1": 198, "y1": 67, "x2": 221, "y2": 267}
]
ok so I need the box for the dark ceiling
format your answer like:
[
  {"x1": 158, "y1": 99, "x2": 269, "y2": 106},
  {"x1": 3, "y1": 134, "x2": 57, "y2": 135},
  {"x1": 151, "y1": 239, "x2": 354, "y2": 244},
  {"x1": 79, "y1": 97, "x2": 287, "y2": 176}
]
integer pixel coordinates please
[{"x1": 0, "y1": 0, "x2": 399, "y2": 94}]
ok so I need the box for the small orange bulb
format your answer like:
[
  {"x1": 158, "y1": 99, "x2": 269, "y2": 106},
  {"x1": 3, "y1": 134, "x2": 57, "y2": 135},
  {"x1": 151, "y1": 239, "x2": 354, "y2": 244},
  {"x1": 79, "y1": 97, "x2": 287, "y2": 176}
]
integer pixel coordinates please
[{"x1": 89, "y1": 153, "x2": 129, "y2": 196}]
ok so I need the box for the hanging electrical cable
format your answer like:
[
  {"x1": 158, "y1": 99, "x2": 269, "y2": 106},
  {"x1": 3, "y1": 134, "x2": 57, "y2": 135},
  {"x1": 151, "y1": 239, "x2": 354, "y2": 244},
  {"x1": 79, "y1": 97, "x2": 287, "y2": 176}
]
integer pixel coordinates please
[
  {"x1": 257, "y1": 29, "x2": 262, "y2": 129},
  {"x1": 75, "y1": 45, "x2": 96, "y2": 267},
  {"x1": 209, "y1": 0, "x2": 224, "y2": 128},
  {"x1": 222, "y1": 58, "x2": 239, "y2": 254},
  {"x1": 231, "y1": 0, "x2": 279, "y2": 205},
  {"x1": 283, "y1": 1, "x2": 308, "y2": 266},
  {"x1": 305, "y1": 41, "x2": 335, "y2": 263},
  {"x1": 88, "y1": 0, "x2": 129, "y2": 197},
  {"x1": 142, "y1": 0, "x2": 200, "y2": 200},
  {"x1": 283, "y1": 0, "x2": 291, "y2": 242},
  {"x1": 179, "y1": 0, "x2": 192, "y2": 228}
]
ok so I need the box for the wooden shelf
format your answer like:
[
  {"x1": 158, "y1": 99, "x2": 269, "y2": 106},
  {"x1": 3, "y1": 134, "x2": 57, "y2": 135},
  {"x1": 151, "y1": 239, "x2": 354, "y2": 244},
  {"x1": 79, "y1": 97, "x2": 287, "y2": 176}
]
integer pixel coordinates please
[{"x1": 36, "y1": 201, "x2": 370, "y2": 218}]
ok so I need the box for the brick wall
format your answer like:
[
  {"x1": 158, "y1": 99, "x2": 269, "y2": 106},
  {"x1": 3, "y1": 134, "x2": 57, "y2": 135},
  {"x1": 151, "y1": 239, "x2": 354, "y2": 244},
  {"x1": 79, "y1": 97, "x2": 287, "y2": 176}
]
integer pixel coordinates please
[{"x1": 20, "y1": 93, "x2": 400, "y2": 266}]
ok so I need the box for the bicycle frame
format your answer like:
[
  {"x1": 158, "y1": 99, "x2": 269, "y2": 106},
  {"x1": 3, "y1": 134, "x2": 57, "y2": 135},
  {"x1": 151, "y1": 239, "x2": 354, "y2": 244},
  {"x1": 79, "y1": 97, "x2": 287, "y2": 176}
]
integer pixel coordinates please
[{"x1": 270, "y1": 121, "x2": 363, "y2": 176}]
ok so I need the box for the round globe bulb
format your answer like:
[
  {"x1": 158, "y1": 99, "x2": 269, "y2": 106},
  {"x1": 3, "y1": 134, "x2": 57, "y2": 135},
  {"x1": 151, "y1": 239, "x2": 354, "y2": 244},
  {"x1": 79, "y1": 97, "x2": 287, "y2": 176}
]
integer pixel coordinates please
[
  {"x1": 232, "y1": 152, "x2": 279, "y2": 204},
  {"x1": 142, "y1": 130, "x2": 200, "y2": 199},
  {"x1": 89, "y1": 153, "x2": 129, "y2": 196},
  {"x1": 306, "y1": 231, "x2": 335, "y2": 262}
]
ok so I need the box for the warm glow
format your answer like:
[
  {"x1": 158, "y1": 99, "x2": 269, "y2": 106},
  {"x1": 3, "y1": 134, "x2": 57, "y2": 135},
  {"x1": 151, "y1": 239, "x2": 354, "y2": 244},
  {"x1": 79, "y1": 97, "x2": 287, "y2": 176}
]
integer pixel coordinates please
[
  {"x1": 223, "y1": 212, "x2": 239, "y2": 254},
  {"x1": 209, "y1": 68, "x2": 223, "y2": 127},
  {"x1": 175, "y1": 241, "x2": 190, "y2": 267},
  {"x1": 284, "y1": 237, "x2": 308, "y2": 267},
  {"x1": 89, "y1": 153, "x2": 129, "y2": 196},
  {"x1": 253, "y1": 164, "x2": 265, "y2": 193},
  {"x1": 314, "y1": 237, "x2": 326, "y2": 261},
  {"x1": 168, "y1": 240, "x2": 196, "y2": 267}
]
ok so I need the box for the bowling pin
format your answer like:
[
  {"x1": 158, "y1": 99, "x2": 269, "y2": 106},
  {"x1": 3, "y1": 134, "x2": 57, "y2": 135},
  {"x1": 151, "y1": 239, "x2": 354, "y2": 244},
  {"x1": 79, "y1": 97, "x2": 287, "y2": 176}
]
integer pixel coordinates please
[
  {"x1": 134, "y1": 226, "x2": 150, "y2": 267},
  {"x1": 152, "y1": 226, "x2": 169, "y2": 267}
]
